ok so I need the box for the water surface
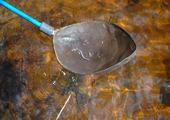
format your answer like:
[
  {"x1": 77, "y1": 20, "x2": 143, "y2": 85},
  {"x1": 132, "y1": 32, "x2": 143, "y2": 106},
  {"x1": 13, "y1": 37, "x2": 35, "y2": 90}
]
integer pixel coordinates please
[{"x1": 0, "y1": 0, "x2": 170, "y2": 119}]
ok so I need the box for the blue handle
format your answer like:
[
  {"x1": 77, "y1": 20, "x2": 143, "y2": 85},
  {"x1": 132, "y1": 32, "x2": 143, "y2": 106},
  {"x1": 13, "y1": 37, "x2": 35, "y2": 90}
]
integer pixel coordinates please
[
  {"x1": 0, "y1": 0, "x2": 41, "y2": 27},
  {"x1": 0, "y1": 0, "x2": 54, "y2": 36}
]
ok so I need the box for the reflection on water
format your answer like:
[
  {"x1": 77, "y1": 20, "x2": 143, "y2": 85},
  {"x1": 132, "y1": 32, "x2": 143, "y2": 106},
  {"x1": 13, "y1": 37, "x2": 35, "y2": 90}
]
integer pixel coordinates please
[{"x1": 0, "y1": 0, "x2": 170, "y2": 119}]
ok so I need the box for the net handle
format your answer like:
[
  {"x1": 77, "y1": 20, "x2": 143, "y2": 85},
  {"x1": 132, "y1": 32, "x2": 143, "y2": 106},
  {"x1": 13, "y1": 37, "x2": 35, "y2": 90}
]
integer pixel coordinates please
[{"x1": 0, "y1": 0, "x2": 54, "y2": 36}]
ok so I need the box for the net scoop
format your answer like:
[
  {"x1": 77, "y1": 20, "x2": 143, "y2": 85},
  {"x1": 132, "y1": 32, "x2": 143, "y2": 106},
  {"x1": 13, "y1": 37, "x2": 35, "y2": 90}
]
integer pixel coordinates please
[
  {"x1": 0, "y1": 0, "x2": 137, "y2": 74},
  {"x1": 53, "y1": 21, "x2": 136, "y2": 74}
]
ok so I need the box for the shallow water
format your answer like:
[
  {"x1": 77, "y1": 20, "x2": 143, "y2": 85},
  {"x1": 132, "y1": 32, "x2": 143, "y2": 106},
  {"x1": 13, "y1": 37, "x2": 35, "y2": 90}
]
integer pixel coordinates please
[{"x1": 0, "y1": 0, "x2": 170, "y2": 119}]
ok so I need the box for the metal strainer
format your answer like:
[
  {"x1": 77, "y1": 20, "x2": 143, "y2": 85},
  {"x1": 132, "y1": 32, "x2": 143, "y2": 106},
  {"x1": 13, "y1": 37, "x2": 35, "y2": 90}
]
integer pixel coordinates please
[{"x1": 0, "y1": 0, "x2": 137, "y2": 74}]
